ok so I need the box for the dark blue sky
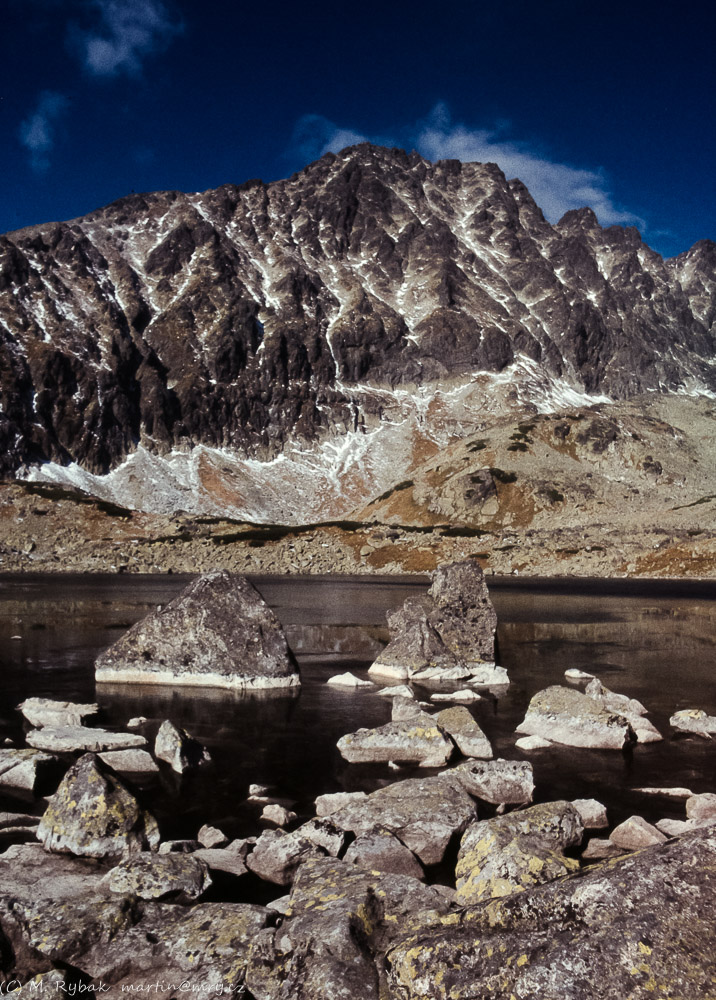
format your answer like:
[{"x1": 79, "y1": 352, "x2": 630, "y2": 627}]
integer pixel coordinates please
[{"x1": 3, "y1": 0, "x2": 715, "y2": 258}]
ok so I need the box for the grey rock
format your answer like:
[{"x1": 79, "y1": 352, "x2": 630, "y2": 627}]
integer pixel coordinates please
[
  {"x1": 456, "y1": 800, "x2": 583, "y2": 903},
  {"x1": 516, "y1": 684, "x2": 636, "y2": 749},
  {"x1": 26, "y1": 726, "x2": 147, "y2": 754},
  {"x1": 261, "y1": 804, "x2": 297, "y2": 827},
  {"x1": 326, "y1": 672, "x2": 374, "y2": 688},
  {"x1": 515, "y1": 734, "x2": 552, "y2": 750},
  {"x1": 197, "y1": 823, "x2": 228, "y2": 848},
  {"x1": 686, "y1": 793, "x2": 716, "y2": 823},
  {"x1": 610, "y1": 815, "x2": 668, "y2": 850},
  {"x1": 584, "y1": 678, "x2": 662, "y2": 743},
  {"x1": 18, "y1": 697, "x2": 99, "y2": 729},
  {"x1": 377, "y1": 684, "x2": 415, "y2": 698},
  {"x1": 314, "y1": 791, "x2": 368, "y2": 818},
  {"x1": 245, "y1": 828, "x2": 327, "y2": 886},
  {"x1": 329, "y1": 772, "x2": 478, "y2": 865},
  {"x1": 95, "y1": 571, "x2": 300, "y2": 691},
  {"x1": 389, "y1": 828, "x2": 716, "y2": 1000},
  {"x1": 193, "y1": 847, "x2": 248, "y2": 878},
  {"x1": 294, "y1": 817, "x2": 346, "y2": 857},
  {"x1": 582, "y1": 837, "x2": 625, "y2": 860},
  {"x1": 0, "y1": 748, "x2": 59, "y2": 794},
  {"x1": 436, "y1": 705, "x2": 493, "y2": 759},
  {"x1": 571, "y1": 798, "x2": 608, "y2": 829},
  {"x1": 656, "y1": 818, "x2": 695, "y2": 837},
  {"x1": 430, "y1": 689, "x2": 482, "y2": 703},
  {"x1": 670, "y1": 708, "x2": 716, "y2": 737},
  {"x1": 450, "y1": 758, "x2": 534, "y2": 805},
  {"x1": 158, "y1": 839, "x2": 200, "y2": 854},
  {"x1": 98, "y1": 748, "x2": 159, "y2": 774},
  {"x1": 103, "y1": 852, "x2": 211, "y2": 901},
  {"x1": 391, "y1": 696, "x2": 426, "y2": 721},
  {"x1": 344, "y1": 827, "x2": 425, "y2": 880},
  {"x1": 154, "y1": 719, "x2": 211, "y2": 773},
  {"x1": 368, "y1": 560, "x2": 497, "y2": 682},
  {"x1": 36, "y1": 753, "x2": 159, "y2": 858},
  {"x1": 337, "y1": 712, "x2": 454, "y2": 767},
  {"x1": 246, "y1": 856, "x2": 450, "y2": 1000}
]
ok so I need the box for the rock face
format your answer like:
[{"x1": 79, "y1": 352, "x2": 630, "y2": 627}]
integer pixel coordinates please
[
  {"x1": 336, "y1": 712, "x2": 455, "y2": 767},
  {"x1": 36, "y1": 753, "x2": 160, "y2": 858},
  {"x1": 95, "y1": 570, "x2": 300, "y2": 690},
  {"x1": 0, "y1": 748, "x2": 58, "y2": 793},
  {"x1": 387, "y1": 828, "x2": 716, "y2": 1000},
  {"x1": 343, "y1": 827, "x2": 425, "y2": 879},
  {"x1": 516, "y1": 684, "x2": 637, "y2": 749},
  {"x1": 368, "y1": 560, "x2": 497, "y2": 681},
  {"x1": 455, "y1": 801, "x2": 583, "y2": 903},
  {"x1": 450, "y1": 758, "x2": 534, "y2": 806},
  {"x1": 1, "y1": 144, "x2": 714, "y2": 526}
]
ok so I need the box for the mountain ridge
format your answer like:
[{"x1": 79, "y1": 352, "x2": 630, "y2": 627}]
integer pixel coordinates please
[{"x1": 0, "y1": 143, "x2": 714, "y2": 524}]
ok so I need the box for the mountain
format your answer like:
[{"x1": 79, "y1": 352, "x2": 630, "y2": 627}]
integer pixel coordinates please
[{"x1": 0, "y1": 143, "x2": 715, "y2": 525}]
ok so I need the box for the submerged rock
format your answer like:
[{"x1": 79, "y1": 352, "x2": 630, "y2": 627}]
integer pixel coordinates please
[
  {"x1": 18, "y1": 697, "x2": 99, "y2": 729},
  {"x1": 326, "y1": 672, "x2": 374, "y2": 688},
  {"x1": 388, "y1": 828, "x2": 716, "y2": 1000},
  {"x1": 455, "y1": 801, "x2": 583, "y2": 904},
  {"x1": 95, "y1": 570, "x2": 300, "y2": 691},
  {"x1": 368, "y1": 560, "x2": 497, "y2": 682},
  {"x1": 36, "y1": 753, "x2": 160, "y2": 858},
  {"x1": 516, "y1": 685, "x2": 636, "y2": 749},
  {"x1": 337, "y1": 712, "x2": 454, "y2": 767}
]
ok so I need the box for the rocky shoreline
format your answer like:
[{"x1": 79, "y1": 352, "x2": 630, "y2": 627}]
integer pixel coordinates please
[{"x1": 1, "y1": 565, "x2": 716, "y2": 996}]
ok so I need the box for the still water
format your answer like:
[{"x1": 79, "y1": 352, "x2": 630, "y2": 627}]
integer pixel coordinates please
[{"x1": 1, "y1": 573, "x2": 715, "y2": 839}]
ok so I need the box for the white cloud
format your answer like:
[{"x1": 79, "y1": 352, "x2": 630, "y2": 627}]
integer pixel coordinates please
[
  {"x1": 292, "y1": 103, "x2": 644, "y2": 229},
  {"x1": 80, "y1": 0, "x2": 182, "y2": 77},
  {"x1": 19, "y1": 91, "x2": 70, "y2": 171}
]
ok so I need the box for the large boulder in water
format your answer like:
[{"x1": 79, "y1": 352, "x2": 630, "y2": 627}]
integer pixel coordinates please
[
  {"x1": 516, "y1": 685, "x2": 636, "y2": 749},
  {"x1": 95, "y1": 570, "x2": 300, "y2": 691},
  {"x1": 37, "y1": 753, "x2": 159, "y2": 858},
  {"x1": 368, "y1": 560, "x2": 498, "y2": 682}
]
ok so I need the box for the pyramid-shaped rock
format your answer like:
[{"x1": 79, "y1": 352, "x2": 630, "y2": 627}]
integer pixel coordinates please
[{"x1": 95, "y1": 571, "x2": 300, "y2": 690}]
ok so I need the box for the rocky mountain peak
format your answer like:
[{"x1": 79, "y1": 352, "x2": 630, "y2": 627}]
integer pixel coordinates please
[{"x1": 0, "y1": 143, "x2": 714, "y2": 519}]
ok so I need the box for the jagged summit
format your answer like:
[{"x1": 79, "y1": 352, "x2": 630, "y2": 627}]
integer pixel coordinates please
[{"x1": 0, "y1": 143, "x2": 714, "y2": 520}]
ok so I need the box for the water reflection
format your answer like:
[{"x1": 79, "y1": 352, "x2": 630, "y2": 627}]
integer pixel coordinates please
[{"x1": 1, "y1": 573, "x2": 715, "y2": 834}]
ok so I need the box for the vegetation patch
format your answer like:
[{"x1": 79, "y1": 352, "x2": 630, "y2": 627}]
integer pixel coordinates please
[
  {"x1": 466, "y1": 439, "x2": 488, "y2": 452},
  {"x1": 439, "y1": 526, "x2": 489, "y2": 538},
  {"x1": 544, "y1": 488, "x2": 564, "y2": 503},
  {"x1": 672, "y1": 495, "x2": 716, "y2": 510},
  {"x1": 507, "y1": 441, "x2": 529, "y2": 452}
]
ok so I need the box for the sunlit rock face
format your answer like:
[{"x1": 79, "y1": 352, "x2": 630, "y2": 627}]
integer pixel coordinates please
[{"x1": 1, "y1": 143, "x2": 714, "y2": 519}]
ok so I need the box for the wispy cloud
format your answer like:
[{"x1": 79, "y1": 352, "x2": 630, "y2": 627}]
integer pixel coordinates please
[
  {"x1": 79, "y1": 0, "x2": 182, "y2": 77},
  {"x1": 19, "y1": 91, "x2": 70, "y2": 171},
  {"x1": 292, "y1": 104, "x2": 644, "y2": 229}
]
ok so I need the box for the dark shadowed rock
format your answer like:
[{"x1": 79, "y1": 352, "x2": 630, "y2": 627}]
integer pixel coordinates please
[
  {"x1": 95, "y1": 571, "x2": 300, "y2": 691},
  {"x1": 343, "y1": 826, "x2": 426, "y2": 879},
  {"x1": 388, "y1": 828, "x2": 716, "y2": 1000},
  {"x1": 154, "y1": 720, "x2": 211, "y2": 773},
  {"x1": 36, "y1": 753, "x2": 160, "y2": 858},
  {"x1": 455, "y1": 800, "x2": 583, "y2": 904},
  {"x1": 368, "y1": 560, "x2": 497, "y2": 682}
]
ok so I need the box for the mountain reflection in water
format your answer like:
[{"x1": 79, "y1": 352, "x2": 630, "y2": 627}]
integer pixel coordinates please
[{"x1": 1, "y1": 573, "x2": 714, "y2": 838}]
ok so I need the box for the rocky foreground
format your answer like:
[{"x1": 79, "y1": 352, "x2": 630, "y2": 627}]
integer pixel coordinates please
[{"x1": 2, "y1": 564, "x2": 716, "y2": 997}]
